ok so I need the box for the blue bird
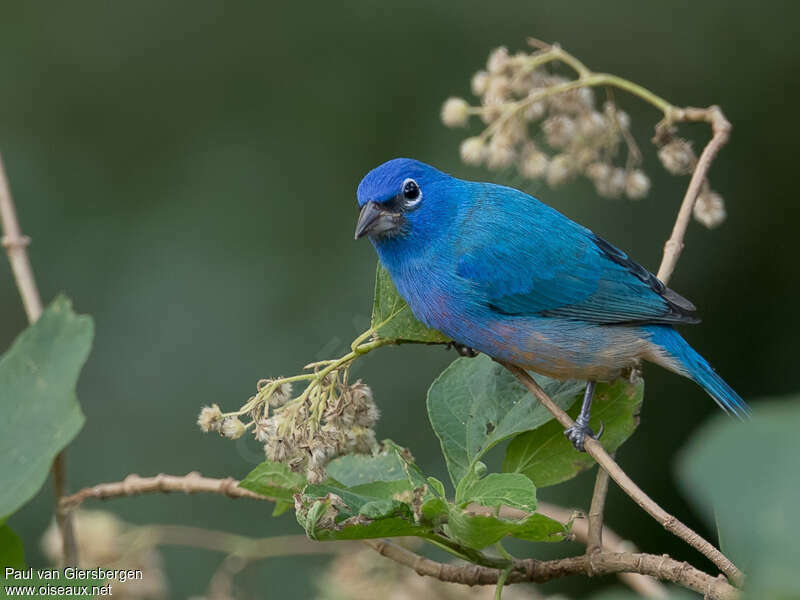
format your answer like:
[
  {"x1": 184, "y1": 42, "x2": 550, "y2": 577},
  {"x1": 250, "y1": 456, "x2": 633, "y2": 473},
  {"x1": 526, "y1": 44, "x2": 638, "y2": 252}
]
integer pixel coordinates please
[{"x1": 354, "y1": 158, "x2": 749, "y2": 450}]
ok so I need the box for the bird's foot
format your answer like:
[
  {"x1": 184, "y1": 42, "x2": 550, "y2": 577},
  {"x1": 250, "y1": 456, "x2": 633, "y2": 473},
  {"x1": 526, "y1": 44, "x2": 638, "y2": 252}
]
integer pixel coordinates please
[
  {"x1": 564, "y1": 417, "x2": 604, "y2": 452},
  {"x1": 447, "y1": 342, "x2": 479, "y2": 358}
]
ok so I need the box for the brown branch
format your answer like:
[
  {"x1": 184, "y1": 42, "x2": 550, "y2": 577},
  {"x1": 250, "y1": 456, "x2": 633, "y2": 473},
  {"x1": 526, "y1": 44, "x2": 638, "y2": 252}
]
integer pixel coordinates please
[
  {"x1": 581, "y1": 105, "x2": 730, "y2": 572},
  {"x1": 363, "y1": 539, "x2": 738, "y2": 600},
  {"x1": 586, "y1": 464, "x2": 612, "y2": 556},
  {"x1": 58, "y1": 472, "x2": 272, "y2": 513},
  {"x1": 656, "y1": 106, "x2": 731, "y2": 284},
  {"x1": 537, "y1": 502, "x2": 667, "y2": 598},
  {"x1": 471, "y1": 503, "x2": 667, "y2": 598},
  {"x1": 576, "y1": 105, "x2": 731, "y2": 588},
  {"x1": 500, "y1": 362, "x2": 744, "y2": 587},
  {"x1": 0, "y1": 154, "x2": 42, "y2": 321},
  {"x1": 0, "y1": 153, "x2": 78, "y2": 566}
]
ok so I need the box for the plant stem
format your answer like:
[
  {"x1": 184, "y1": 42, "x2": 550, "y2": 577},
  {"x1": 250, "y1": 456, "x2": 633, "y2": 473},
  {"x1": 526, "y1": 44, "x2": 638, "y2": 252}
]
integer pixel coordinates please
[
  {"x1": 500, "y1": 361, "x2": 744, "y2": 587},
  {"x1": 0, "y1": 153, "x2": 78, "y2": 567}
]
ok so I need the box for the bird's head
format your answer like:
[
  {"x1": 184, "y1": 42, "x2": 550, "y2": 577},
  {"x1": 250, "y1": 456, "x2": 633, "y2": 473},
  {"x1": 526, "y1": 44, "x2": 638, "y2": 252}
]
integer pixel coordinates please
[{"x1": 354, "y1": 158, "x2": 455, "y2": 247}]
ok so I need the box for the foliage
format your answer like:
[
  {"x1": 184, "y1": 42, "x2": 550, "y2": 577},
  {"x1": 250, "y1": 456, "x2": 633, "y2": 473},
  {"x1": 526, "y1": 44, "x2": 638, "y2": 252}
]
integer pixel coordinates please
[
  {"x1": 679, "y1": 397, "x2": 800, "y2": 600},
  {"x1": 0, "y1": 296, "x2": 93, "y2": 519},
  {"x1": 503, "y1": 379, "x2": 643, "y2": 487},
  {"x1": 371, "y1": 264, "x2": 449, "y2": 343}
]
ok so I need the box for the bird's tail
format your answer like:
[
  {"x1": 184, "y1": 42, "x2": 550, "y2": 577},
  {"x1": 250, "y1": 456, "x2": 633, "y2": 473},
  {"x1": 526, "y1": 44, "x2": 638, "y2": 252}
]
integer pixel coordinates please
[{"x1": 644, "y1": 325, "x2": 751, "y2": 419}]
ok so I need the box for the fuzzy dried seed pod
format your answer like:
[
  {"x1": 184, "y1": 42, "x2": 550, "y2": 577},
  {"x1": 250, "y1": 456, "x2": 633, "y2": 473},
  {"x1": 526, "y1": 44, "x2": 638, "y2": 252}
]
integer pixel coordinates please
[
  {"x1": 441, "y1": 97, "x2": 470, "y2": 128},
  {"x1": 658, "y1": 139, "x2": 695, "y2": 175},
  {"x1": 460, "y1": 137, "x2": 485, "y2": 165},
  {"x1": 693, "y1": 191, "x2": 727, "y2": 228}
]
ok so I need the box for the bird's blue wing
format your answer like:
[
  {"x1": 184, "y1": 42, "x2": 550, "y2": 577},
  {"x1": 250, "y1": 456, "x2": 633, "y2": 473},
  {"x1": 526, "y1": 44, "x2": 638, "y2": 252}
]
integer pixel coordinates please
[{"x1": 455, "y1": 184, "x2": 698, "y2": 325}]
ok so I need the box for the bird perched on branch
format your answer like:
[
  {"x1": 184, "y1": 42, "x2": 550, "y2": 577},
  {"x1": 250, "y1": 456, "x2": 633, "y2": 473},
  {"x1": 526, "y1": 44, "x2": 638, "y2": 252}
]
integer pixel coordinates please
[{"x1": 354, "y1": 158, "x2": 749, "y2": 451}]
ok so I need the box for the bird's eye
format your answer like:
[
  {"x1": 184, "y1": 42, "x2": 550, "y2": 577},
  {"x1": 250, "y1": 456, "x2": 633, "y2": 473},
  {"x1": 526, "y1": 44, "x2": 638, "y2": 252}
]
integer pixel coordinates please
[{"x1": 402, "y1": 178, "x2": 422, "y2": 208}]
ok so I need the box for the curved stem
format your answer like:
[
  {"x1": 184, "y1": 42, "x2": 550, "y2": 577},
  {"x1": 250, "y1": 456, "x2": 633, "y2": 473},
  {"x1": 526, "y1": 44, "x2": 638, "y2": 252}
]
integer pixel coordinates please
[
  {"x1": 0, "y1": 154, "x2": 77, "y2": 567},
  {"x1": 499, "y1": 361, "x2": 744, "y2": 587}
]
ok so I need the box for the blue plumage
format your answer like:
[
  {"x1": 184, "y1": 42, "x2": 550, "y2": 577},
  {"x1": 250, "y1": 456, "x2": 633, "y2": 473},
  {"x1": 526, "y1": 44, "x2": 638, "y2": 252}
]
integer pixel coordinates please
[{"x1": 355, "y1": 158, "x2": 749, "y2": 437}]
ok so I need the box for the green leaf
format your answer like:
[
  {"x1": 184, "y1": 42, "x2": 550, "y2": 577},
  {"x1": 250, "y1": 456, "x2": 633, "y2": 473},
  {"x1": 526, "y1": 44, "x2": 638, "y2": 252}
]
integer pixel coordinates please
[
  {"x1": 503, "y1": 378, "x2": 642, "y2": 488},
  {"x1": 446, "y1": 508, "x2": 566, "y2": 549},
  {"x1": 678, "y1": 397, "x2": 800, "y2": 600},
  {"x1": 325, "y1": 452, "x2": 408, "y2": 487},
  {"x1": 426, "y1": 476, "x2": 446, "y2": 498},
  {"x1": 419, "y1": 497, "x2": 449, "y2": 523},
  {"x1": 0, "y1": 296, "x2": 93, "y2": 519},
  {"x1": 271, "y1": 500, "x2": 293, "y2": 517},
  {"x1": 456, "y1": 472, "x2": 537, "y2": 512},
  {"x1": 239, "y1": 460, "x2": 306, "y2": 503},
  {"x1": 427, "y1": 354, "x2": 585, "y2": 486},
  {"x1": 371, "y1": 263, "x2": 449, "y2": 343},
  {"x1": 0, "y1": 525, "x2": 25, "y2": 570}
]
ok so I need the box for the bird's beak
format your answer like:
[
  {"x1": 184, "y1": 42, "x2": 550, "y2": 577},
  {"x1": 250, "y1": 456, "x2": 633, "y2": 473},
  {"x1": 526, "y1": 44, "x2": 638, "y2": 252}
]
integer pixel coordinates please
[{"x1": 354, "y1": 201, "x2": 399, "y2": 239}]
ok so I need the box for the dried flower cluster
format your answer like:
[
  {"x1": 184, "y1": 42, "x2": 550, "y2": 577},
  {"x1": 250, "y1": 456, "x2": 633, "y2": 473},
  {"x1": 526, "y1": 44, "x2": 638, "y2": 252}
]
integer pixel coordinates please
[
  {"x1": 653, "y1": 126, "x2": 727, "y2": 228},
  {"x1": 442, "y1": 43, "x2": 728, "y2": 227},
  {"x1": 442, "y1": 45, "x2": 649, "y2": 200},
  {"x1": 198, "y1": 370, "x2": 379, "y2": 483}
]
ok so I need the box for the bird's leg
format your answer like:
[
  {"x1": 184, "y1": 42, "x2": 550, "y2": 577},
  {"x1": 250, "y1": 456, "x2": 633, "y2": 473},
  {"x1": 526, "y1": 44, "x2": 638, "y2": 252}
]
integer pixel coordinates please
[
  {"x1": 564, "y1": 381, "x2": 604, "y2": 452},
  {"x1": 446, "y1": 342, "x2": 479, "y2": 357}
]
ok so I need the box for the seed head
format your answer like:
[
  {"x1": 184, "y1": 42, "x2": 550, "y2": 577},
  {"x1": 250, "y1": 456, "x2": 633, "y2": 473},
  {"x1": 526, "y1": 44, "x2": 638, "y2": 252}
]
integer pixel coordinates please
[
  {"x1": 693, "y1": 191, "x2": 726, "y2": 228},
  {"x1": 441, "y1": 97, "x2": 470, "y2": 128},
  {"x1": 625, "y1": 170, "x2": 651, "y2": 200},
  {"x1": 487, "y1": 46, "x2": 510, "y2": 74},
  {"x1": 221, "y1": 417, "x2": 246, "y2": 440},
  {"x1": 519, "y1": 147, "x2": 550, "y2": 179},
  {"x1": 543, "y1": 115, "x2": 577, "y2": 149},
  {"x1": 471, "y1": 70, "x2": 490, "y2": 96},
  {"x1": 460, "y1": 137, "x2": 485, "y2": 165},
  {"x1": 658, "y1": 139, "x2": 695, "y2": 175},
  {"x1": 546, "y1": 154, "x2": 572, "y2": 186},
  {"x1": 486, "y1": 138, "x2": 515, "y2": 170},
  {"x1": 586, "y1": 162, "x2": 612, "y2": 182},
  {"x1": 197, "y1": 404, "x2": 223, "y2": 433}
]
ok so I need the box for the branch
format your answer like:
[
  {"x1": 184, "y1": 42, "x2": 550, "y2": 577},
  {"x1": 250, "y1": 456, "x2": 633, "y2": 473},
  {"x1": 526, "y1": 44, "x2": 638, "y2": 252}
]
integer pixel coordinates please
[
  {"x1": 0, "y1": 153, "x2": 78, "y2": 566},
  {"x1": 0, "y1": 155, "x2": 42, "y2": 321},
  {"x1": 472, "y1": 503, "x2": 668, "y2": 598},
  {"x1": 59, "y1": 472, "x2": 272, "y2": 513},
  {"x1": 656, "y1": 106, "x2": 732, "y2": 284},
  {"x1": 499, "y1": 361, "x2": 744, "y2": 587},
  {"x1": 586, "y1": 464, "x2": 612, "y2": 556},
  {"x1": 363, "y1": 539, "x2": 738, "y2": 600}
]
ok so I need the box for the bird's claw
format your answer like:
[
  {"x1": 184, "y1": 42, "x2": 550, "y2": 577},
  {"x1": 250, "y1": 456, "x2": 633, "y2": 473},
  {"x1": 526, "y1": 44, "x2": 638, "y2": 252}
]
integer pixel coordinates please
[
  {"x1": 564, "y1": 418, "x2": 604, "y2": 452},
  {"x1": 447, "y1": 342, "x2": 479, "y2": 358}
]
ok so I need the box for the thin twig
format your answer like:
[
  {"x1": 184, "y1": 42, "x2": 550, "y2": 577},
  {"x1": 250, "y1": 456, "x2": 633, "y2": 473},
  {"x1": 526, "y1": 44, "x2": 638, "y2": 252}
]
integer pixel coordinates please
[
  {"x1": 59, "y1": 472, "x2": 271, "y2": 513},
  {"x1": 656, "y1": 106, "x2": 731, "y2": 284},
  {"x1": 0, "y1": 153, "x2": 78, "y2": 566},
  {"x1": 586, "y1": 465, "x2": 612, "y2": 556},
  {"x1": 0, "y1": 155, "x2": 42, "y2": 321},
  {"x1": 363, "y1": 539, "x2": 738, "y2": 600},
  {"x1": 499, "y1": 361, "x2": 744, "y2": 587}
]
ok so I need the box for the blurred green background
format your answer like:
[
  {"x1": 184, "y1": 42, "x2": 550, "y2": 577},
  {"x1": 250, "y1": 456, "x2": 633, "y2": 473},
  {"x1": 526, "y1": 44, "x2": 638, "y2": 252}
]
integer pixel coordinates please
[{"x1": 1, "y1": 1, "x2": 798, "y2": 598}]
